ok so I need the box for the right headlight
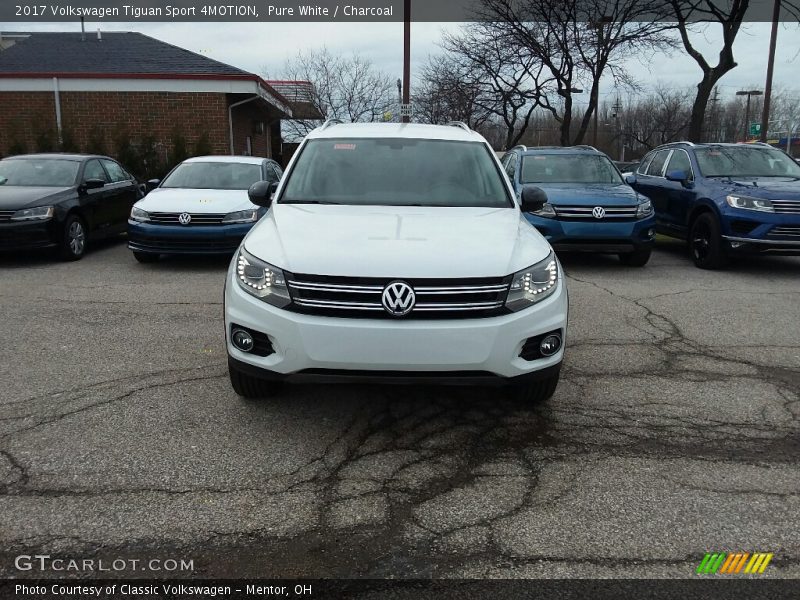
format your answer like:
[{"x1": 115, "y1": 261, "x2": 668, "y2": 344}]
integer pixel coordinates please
[
  {"x1": 725, "y1": 195, "x2": 774, "y2": 212},
  {"x1": 636, "y1": 199, "x2": 654, "y2": 219},
  {"x1": 505, "y1": 251, "x2": 559, "y2": 312},
  {"x1": 235, "y1": 247, "x2": 291, "y2": 308},
  {"x1": 130, "y1": 206, "x2": 150, "y2": 222}
]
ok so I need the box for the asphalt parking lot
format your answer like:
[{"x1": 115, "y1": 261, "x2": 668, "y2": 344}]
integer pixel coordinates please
[{"x1": 1, "y1": 239, "x2": 798, "y2": 579}]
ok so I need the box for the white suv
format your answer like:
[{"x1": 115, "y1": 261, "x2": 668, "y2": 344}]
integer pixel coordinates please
[{"x1": 224, "y1": 122, "x2": 568, "y2": 402}]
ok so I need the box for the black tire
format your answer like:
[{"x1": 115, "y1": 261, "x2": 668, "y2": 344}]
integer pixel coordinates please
[
  {"x1": 689, "y1": 212, "x2": 728, "y2": 270},
  {"x1": 510, "y1": 370, "x2": 560, "y2": 404},
  {"x1": 229, "y1": 362, "x2": 282, "y2": 399},
  {"x1": 618, "y1": 248, "x2": 651, "y2": 267},
  {"x1": 59, "y1": 214, "x2": 87, "y2": 261},
  {"x1": 133, "y1": 251, "x2": 160, "y2": 263}
]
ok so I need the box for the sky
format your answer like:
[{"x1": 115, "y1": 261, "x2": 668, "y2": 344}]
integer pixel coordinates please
[{"x1": 9, "y1": 20, "x2": 800, "y2": 103}]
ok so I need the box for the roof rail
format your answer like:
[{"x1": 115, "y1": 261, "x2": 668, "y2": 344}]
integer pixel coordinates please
[
  {"x1": 320, "y1": 118, "x2": 343, "y2": 130},
  {"x1": 571, "y1": 144, "x2": 600, "y2": 152},
  {"x1": 447, "y1": 121, "x2": 471, "y2": 132},
  {"x1": 509, "y1": 144, "x2": 527, "y2": 151},
  {"x1": 743, "y1": 141, "x2": 772, "y2": 147},
  {"x1": 663, "y1": 140, "x2": 696, "y2": 146}
]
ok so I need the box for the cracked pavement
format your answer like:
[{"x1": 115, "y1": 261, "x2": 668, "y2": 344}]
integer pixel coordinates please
[{"x1": 1, "y1": 239, "x2": 798, "y2": 579}]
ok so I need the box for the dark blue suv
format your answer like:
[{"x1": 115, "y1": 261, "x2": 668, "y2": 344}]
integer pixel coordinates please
[
  {"x1": 630, "y1": 142, "x2": 800, "y2": 269},
  {"x1": 501, "y1": 146, "x2": 656, "y2": 266}
]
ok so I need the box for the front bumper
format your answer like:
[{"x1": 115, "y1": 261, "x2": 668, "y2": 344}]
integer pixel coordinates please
[
  {"x1": 721, "y1": 213, "x2": 800, "y2": 255},
  {"x1": 722, "y1": 235, "x2": 800, "y2": 255},
  {"x1": 127, "y1": 220, "x2": 254, "y2": 255},
  {"x1": 525, "y1": 214, "x2": 656, "y2": 253},
  {"x1": 224, "y1": 263, "x2": 568, "y2": 380},
  {"x1": 0, "y1": 219, "x2": 59, "y2": 251}
]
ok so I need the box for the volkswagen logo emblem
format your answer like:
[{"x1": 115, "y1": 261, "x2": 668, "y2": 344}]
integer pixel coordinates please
[
  {"x1": 178, "y1": 212, "x2": 192, "y2": 225},
  {"x1": 381, "y1": 281, "x2": 416, "y2": 316},
  {"x1": 592, "y1": 206, "x2": 606, "y2": 219}
]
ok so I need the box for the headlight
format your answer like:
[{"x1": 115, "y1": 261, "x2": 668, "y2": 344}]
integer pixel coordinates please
[
  {"x1": 130, "y1": 207, "x2": 150, "y2": 222},
  {"x1": 11, "y1": 206, "x2": 54, "y2": 221},
  {"x1": 530, "y1": 202, "x2": 557, "y2": 218},
  {"x1": 505, "y1": 251, "x2": 559, "y2": 312},
  {"x1": 725, "y1": 195, "x2": 774, "y2": 212},
  {"x1": 235, "y1": 248, "x2": 291, "y2": 308},
  {"x1": 636, "y1": 199, "x2": 654, "y2": 218},
  {"x1": 223, "y1": 209, "x2": 260, "y2": 224}
]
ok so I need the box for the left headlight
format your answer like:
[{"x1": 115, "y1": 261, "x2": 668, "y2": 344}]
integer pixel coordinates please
[
  {"x1": 130, "y1": 206, "x2": 150, "y2": 222},
  {"x1": 636, "y1": 199, "x2": 654, "y2": 219},
  {"x1": 222, "y1": 209, "x2": 260, "y2": 224},
  {"x1": 235, "y1": 247, "x2": 291, "y2": 308},
  {"x1": 11, "y1": 206, "x2": 54, "y2": 221},
  {"x1": 505, "y1": 250, "x2": 559, "y2": 312},
  {"x1": 726, "y1": 195, "x2": 774, "y2": 212}
]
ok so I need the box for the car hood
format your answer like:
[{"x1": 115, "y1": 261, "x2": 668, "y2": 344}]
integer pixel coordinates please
[
  {"x1": 0, "y1": 185, "x2": 73, "y2": 209},
  {"x1": 243, "y1": 205, "x2": 552, "y2": 278},
  {"x1": 527, "y1": 183, "x2": 642, "y2": 206},
  {"x1": 712, "y1": 177, "x2": 800, "y2": 200},
  {"x1": 135, "y1": 188, "x2": 257, "y2": 213}
]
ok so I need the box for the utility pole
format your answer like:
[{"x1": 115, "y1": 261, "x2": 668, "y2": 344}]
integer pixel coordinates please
[
  {"x1": 760, "y1": 0, "x2": 781, "y2": 142},
  {"x1": 591, "y1": 16, "x2": 612, "y2": 146},
  {"x1": 612, "y1": 97, "x2": 623, "y2": 160},
  {"x1": 401, "y1": 0, "x2": 411, "y2": 123},
  {"x1": 709, "y1": 87, "x2": 719, "y2": 142},
  {"x1": 736, "y1": 89, "x2": 763, "y2": 141}
]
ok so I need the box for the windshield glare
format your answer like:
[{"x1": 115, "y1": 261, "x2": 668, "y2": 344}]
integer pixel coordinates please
[
  {"x1": 0, "y1": 158, "x2": 80, "y2": 187},
  {"x1": 161, "y1": 162, "x2": 263, "y2": 190},
  {"x1": 521, "y1": 154, "x2": 623, "y2": 184},
  {"x1": 279, "y1": 138, "x2": 512, "y2": 207},
  {"x1": 696, "y1": 147, "x2": 800, "y2": 178}
]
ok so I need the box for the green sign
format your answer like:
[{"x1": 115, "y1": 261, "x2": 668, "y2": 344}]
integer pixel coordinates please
[{"x1": 750, "y1": 122, "x2": 761, "y2": 136}]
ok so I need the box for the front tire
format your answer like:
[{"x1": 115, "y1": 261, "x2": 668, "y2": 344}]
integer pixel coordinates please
[
  {"x1": 229, "y1": 361, "x2": 282, "y2": 399},
  {"x1": 618, "y1": 248, "x2": 651, "y2": 267},
  {"x1": 59, "y1": 214, "x2": 87, "y2": 261},
  {"x1": 132, "y1": 251, "x2": 160, "y2": 263},
  {"x1": 511, "y1": 370, "x2": 560, "y2": 404},
  {"x1": 689, "y1": 212, "x2": 728, "y2": 270}
]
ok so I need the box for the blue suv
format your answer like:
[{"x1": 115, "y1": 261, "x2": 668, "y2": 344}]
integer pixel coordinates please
[
  {"x1": 502, "y1": 146, "x2": 656, "y2": 266},
  {"x1": 630, "y1": 142, "x2": 800, "y2": 269}
]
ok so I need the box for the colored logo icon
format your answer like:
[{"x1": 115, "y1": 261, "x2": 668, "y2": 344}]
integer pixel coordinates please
[{"x1": 697, "y1": 552, "x2": 773, "y2": 575}]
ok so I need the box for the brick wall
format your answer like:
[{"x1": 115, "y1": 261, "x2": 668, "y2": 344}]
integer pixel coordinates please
[
  {"x1": 230, "y1": 101, "x2": 271, "y2": 158},
  {"x1": 0, "y1": 92, "x2": 57, "y2": 154}
]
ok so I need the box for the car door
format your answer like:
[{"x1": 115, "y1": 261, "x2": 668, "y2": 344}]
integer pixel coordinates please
[
  {"x1": 100, "y1": 158, "x2": 140, "y2": 232},
  {"x1": 662, "y1": 148, "x2": 696, "y2": 234},
  {"x1": 80, "y1": 159, "x2": 113, "y2": 235},
  {"x1": 635, "y1": 149, "x2": 672, "y2": 229}
]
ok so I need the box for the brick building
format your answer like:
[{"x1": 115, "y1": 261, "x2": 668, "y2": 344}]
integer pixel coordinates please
[{"x1": 0, "y1": 31, "x2": 317, "y2": 174}]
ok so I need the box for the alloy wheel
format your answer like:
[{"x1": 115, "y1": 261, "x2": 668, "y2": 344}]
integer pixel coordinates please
[{"x1": 68, "y1": 221, "x2": 85, "y2": 256}]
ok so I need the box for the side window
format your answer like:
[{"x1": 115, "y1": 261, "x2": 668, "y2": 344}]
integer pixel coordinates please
[
  {"x1": 666, "y1": 150, "x2": 692, "y2": 179},
  {"x1": 273, "y1": 163, "x2": 283, "y2": 179},
  {"x1": 83, "y1": 159, "x2": 109, "y2": 183},
  {"x1": 101, "y1": 159, "x2": 129, "y2": 183},
  {"x1": 637, "y1": 153, "x2": 655, "y2": 175},
  {"x1": 265, "y1": 164, "x2": 280, "y2": 182},
  {"x1": 505, "y1": 153, "x2": 517, "y2": 180},
  {"x1": 646, "y1": 150, "x2": 671, "y2": 177}
]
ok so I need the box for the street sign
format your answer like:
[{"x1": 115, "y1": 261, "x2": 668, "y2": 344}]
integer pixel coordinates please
[
  {"x1": 750, "y1": 122, "x2": 761, "y2": 136},
  {"x1": 400, "y1": 104, "x2": 413, "y2": 117}
]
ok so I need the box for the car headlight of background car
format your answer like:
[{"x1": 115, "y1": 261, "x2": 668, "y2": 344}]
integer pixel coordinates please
[
  {"x1": 11, "y1": 206, "x2": 54, "y2": 221},
  {"x1": 130, "y1": 207, "x2": 150, "y2": 222},
  {"x1": 235, "y1": 248, "x2": 291, "y2": 308},
  {"x1": 223, "y1": 209, "x2": 260, "y2": 224},
  {"x1": 505, "y1": 251, "x2": 559, "y2": 312},
  {"x1": 636, "y1": 199, "x2": 654, "y2": 218},
  {"x1": 726, "y1": 195, "x2": 774, "y2": 212}
]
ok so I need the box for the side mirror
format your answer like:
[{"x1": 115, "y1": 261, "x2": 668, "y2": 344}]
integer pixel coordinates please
[
  {"x1": 520, "y1": 186, "x2": 548, "y2": 213},
  {"x1": 249, "y1": 180, "x2": 279, "y2": 208},
  {"x1": 624, "y1": 174, "x2": 637, "y2": 185},
  {"x1": 82, "y1": 178, "x2": 105, "y2": 190},
  {"x1": 665, "y1": 170, "x2": 689, "y2": 183},
  {"x1": 147, "y1": 178, "x2": 161, "y2": 190}
]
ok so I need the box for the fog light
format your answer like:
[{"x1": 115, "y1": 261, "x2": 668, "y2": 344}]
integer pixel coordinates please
[
  {"x1": 730, "y1": 241, "x2": 744, "y2": 248},
  {"x1": 231, "y1": 328, "x2": 254, "y2": 352},
  {"x1": 539, "y1": 334, "x2": 562, "y2": 357}
]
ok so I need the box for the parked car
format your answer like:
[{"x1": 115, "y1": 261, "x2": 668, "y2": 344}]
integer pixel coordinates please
[
  {"x1": 629, "y1": 142, "x2": 800, "y2": 269},
  {"x1": 224, "y1": 122, "x2": 568, "y2": 403},
  {"x1": 128, "y1": 156, "x2": 281, "y2": 262},
  {"x1": 501, "y1": 145, "x2": 656, "y2": 266},
  {"x1": 0, "y1": 153, "x2": 142, "y2": 260},
  {"x1": 615, "y1": 160, "x2": 640, "y2": 174}
]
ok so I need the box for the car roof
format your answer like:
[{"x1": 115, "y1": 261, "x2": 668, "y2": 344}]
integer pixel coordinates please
[
  {"x1": 2, "y1": 153, "x2": 105, "y2": 161},
  {"x1": 306, "y1": 122, "x2": 485, "y2": 143},
  {"x1": 653, "y1": 142, "x2": 778, "y2": 152},
  {"x1": 518, "y1": 146, "x2": 603, "y2": 156},
  {"x1": 182, "y1": 155, "x2": 266, "y2": 164}
]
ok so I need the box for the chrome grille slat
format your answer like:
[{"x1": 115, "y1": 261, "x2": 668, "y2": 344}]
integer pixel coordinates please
[
  {"x1": 148, "y1": 212, "x2": 228, "y2": 225},
  {"x1": 288, "y1": 281, "x2": 383, "y2": 293},
  {"x1": 553, "y1": 205, "x2": 638, "y2": 219},
  {"x1": 769, "y1": 225, "x2": 800, "y2": 238},
  {"x1": 0, "y1": 210, "x2": 14, "y2": 222},
  {"x1": 771, "y1": 201, "x2": 800, "y2": 215}
]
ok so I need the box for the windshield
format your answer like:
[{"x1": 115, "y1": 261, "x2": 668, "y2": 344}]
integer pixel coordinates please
[
  {"x1": 521, "y1": 154, "x2": 623, "y2": 184},
  {"x1": 279, "y1": 138, "x2": 512, "y2": 207},
  {"x1": 695, "y1": 146, "x2": 800, "y2": 178},
  {"x1": 161, "y1": 162, "x2": 263, "y2": 190},
  {"x1": 0, "y1": 158, "x2": 80, "y2": 187}
]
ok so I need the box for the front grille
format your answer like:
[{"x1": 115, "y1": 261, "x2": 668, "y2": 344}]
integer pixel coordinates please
[
  {"x1": 553, "y1": 205, "x2": 638, "y2": 220},
  {"x1": 771, "y1": 200, "x2": 800, "y2": 215},
  {"x1": 128, "y1": 233, "x2": 242, "y2": 252},
  {"x1": 285, "y1": 273, "x2": 511, "y2": 319},
  {"x1": 768, "y1": 225, "x2": 800, "y2": 239},
  {"x1": 148, "y1": 212, "x2": 227, "y2": 225},
  {"x1": 0, "y1": 210, "x2": 15, "y2": 222}
]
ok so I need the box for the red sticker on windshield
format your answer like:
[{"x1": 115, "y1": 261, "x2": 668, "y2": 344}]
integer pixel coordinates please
[{"x1": 334, "y1": 144, "x2": 356, "y2": 150}]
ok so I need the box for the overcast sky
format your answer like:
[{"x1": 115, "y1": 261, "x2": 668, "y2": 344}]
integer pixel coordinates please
[{"x1": 11, "y1": 21, "x2": 800, "y2": 103}]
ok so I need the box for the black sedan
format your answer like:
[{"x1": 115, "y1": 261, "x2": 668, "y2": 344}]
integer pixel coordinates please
[{"x1": 0, "y1": 154, "x2": 142, "y2": 260}]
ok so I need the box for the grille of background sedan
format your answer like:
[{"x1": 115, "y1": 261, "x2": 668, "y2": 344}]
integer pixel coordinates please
[
  {"x1": 553, "y1": 205, "x2": 638, "y2": 219},
  {"x1": 148, "y1": 212, "x2": 227, "y2": 225},
  {"x1": 0, "y1": 211, "x2": 14, "y2": 222},
  {"x1": 285, "y1": 273, "x2": 512, "y2": 319}
]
